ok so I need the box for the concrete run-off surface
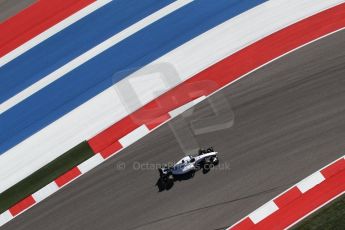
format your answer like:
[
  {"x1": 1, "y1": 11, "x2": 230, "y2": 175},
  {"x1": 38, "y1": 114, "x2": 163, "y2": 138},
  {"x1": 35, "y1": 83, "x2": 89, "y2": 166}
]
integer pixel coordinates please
[{"x1": 0, "y1": 0, "x2": 35, "y2": 22}]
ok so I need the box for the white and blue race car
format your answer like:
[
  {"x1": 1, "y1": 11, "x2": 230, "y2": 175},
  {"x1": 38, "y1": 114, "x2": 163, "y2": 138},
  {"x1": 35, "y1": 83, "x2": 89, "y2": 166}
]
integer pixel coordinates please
[{"x1": 157, "y1": 147, "x2": 219, "y2": 190}]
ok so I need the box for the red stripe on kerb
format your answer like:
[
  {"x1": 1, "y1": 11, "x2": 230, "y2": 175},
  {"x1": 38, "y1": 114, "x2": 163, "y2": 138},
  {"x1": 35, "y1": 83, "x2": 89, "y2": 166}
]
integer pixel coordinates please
[
  {"x1": 321, "y1": 158, "x2": 345, "y2": 179},
  {"x1": 100, "y1": 141, "x2": 122, "y2": 159},
  {"x1": 145, "y1": 114, "x2": 171, "y2": 130},
  {"x1": 89, "y1": 116, "x2": 139, "y2": 153},
  {"x1": 9, "y1": 195, "x2": 36, "y2": 216},
  {"x1": 228, "y1": 217, "x2": 255, "y2": 230},
  {"x1": 252, "y1": 170, "x2": 345, "y2": 229},
  {"x1": 0, "y1": 0, "x2": 95, "y2": 57},
  {"x1": 274, "y1": 187, "x2": 302, "y2": 208},
  {"x1": 55, "y1": 167, "x2": 82, "y2": 187}
]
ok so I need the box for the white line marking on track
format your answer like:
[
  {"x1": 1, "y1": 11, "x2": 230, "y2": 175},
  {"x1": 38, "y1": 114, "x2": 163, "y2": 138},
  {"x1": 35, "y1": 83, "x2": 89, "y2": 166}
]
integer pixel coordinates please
[
  {"x1": 78, "y1": 153, "x2": 104, "y2": 174},
  {"x1": 119, "y1": 125, "x2": 150, "y2": 148},
  {"x1": 168, "y1": 96, "x2": 206, "y2": 117},
  {"x1": 32, "y1": 181, "x2": 59, "y2": 202}
]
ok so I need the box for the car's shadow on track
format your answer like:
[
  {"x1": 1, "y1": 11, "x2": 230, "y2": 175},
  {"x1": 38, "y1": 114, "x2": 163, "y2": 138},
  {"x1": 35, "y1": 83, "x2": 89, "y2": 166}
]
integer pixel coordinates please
[
  {"x1": 155, "y1": 168, "x2": 212, "y2": 192},
  {"x1": 155, "y1": 173, "x2": 195, "y2": 192},
  {"x1": 155, "y1": 178, "x2": 174, "y2": 192}
]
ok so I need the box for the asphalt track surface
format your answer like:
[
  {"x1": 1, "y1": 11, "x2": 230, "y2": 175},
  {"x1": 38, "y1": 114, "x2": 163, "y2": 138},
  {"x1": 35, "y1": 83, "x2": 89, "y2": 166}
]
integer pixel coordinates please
[
  {"x1": 0, "y1": 0, "x2": 35, "y2": 22},
  {"x1": 3, "y1": 26, "x2": 345, "y2": 230}
]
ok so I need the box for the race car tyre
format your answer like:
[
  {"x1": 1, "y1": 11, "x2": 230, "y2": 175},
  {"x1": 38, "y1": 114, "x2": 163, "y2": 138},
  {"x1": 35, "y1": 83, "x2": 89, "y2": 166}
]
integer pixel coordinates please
[{"x1": 207, "y1": 147, "x2": 213, "y2": 153}]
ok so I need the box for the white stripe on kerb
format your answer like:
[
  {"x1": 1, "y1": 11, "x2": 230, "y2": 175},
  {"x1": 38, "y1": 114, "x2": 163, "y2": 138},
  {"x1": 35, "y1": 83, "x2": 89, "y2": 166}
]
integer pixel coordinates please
[
  {"x1": 119, "y1": 125, "x2": 149, "y2": 147},
  {"x1": 296, "y1": 171, "x2": 325, "y2": 193},
  {"x1": 32, "y1": 181, "x2": 59, "y2": 202},
  {"x1": 248, "y1": 200, "x2": 279, "y2": 224},
  {"x1": 78, "y1": 153, "x2": 104, "y2": 174},
  {"x1": 168, "y1": 96, "x2": 206, "y2": 117},
  {"x1": 0, "y1": 0, "x2": 112, "y2": 67},
  {"x1": 0, "y1": 0, "x2": 193, "y2": 114},
  {"x1": 0, "y1": 210, "x2": 13, "y2": 227}
]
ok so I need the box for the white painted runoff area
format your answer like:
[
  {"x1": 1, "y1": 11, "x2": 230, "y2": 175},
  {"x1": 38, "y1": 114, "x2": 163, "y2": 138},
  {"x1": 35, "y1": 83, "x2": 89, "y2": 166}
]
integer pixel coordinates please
[{"x1": 0, "y1": 0, "x2": 193, "y2": 114}]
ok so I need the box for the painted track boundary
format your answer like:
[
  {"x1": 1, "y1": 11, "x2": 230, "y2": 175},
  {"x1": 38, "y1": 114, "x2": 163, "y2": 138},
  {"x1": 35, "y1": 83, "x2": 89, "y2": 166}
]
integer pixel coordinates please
[
  {"x1": 1, "y1": 3, "x2": 345, "y2": 228},
  {"x1": 227, "y1": 156, "x2": 345, "y2": 230}
]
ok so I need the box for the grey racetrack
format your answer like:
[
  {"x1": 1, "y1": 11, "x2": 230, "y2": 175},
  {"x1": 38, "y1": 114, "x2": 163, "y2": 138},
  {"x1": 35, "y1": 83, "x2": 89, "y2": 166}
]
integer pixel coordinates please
[
  {"x1": 0, "y1": 0, "x2": 35, "y2": 22},
  {"x1": 3, "y1": 23, "x2": 345, "y2": 230}
]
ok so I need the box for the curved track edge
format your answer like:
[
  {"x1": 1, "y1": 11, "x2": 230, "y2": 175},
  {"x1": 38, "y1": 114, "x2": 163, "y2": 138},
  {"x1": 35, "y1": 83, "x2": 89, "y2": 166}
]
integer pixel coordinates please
[
  {"x1": 227, "y1": 156, "x2": 345, "y2": 230},
  {"x1": 1, "y1": 3, "x2": 345, "y2": 228}
]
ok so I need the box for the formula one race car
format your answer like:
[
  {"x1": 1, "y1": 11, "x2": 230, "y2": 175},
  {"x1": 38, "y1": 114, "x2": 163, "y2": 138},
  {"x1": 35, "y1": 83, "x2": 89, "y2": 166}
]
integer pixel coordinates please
[{"x1": 157, "y1": 147, "x2": 219, "y2": 191}]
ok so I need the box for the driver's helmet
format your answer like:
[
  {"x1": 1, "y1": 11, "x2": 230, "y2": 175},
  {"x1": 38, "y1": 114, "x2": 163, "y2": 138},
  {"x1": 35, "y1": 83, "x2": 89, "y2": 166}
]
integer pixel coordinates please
[
  {"x1": 182, "y1": 160, "x2": 185, "y2": 163},
  {"x1": 199, "y1": 148, "x2": 206, "y2": 155}
]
